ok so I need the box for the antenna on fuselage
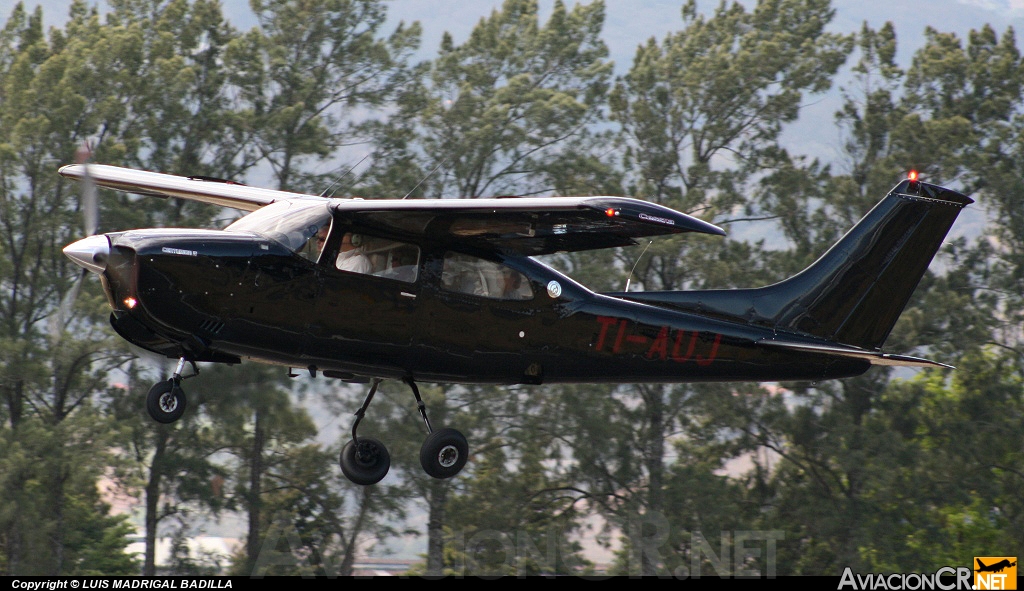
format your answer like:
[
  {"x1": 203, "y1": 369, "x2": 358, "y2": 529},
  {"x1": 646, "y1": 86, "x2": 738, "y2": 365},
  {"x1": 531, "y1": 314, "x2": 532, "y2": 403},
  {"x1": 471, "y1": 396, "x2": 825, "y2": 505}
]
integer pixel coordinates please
[
  {"x1": 402, "y1": 158, "x2": 448, "y2": 200},
  {"x1": 320, "y1": 154, "x2": 370, "y2": 198},
  {"x1": 624, "y1": 240, "x2": 654, "y2": 292}
]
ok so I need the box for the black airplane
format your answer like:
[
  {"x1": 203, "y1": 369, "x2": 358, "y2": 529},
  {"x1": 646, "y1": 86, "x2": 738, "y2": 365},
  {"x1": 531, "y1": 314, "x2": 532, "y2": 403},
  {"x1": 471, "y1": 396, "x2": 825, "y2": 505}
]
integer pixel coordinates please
[
  {"x1": 59, "y1": 164, "x2": 971, "y2": 485},
  {"x1": 976, "y1": 558, "x2": 1017, "y2": 573}
]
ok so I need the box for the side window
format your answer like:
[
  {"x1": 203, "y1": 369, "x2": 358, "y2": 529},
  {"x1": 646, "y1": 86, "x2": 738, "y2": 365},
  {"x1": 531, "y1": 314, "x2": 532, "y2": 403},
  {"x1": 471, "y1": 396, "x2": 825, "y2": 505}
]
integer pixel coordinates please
[
  {"x1": 441, "y1": 253, "x2": 533, "y2": 300},
  {"x1": 334, "y1": 232, "x2": 420, "y2": 283}
]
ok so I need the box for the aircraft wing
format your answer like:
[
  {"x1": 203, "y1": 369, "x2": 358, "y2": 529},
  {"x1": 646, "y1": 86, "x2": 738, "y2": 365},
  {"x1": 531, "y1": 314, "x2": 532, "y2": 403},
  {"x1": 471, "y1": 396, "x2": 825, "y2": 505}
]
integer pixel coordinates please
[
  {"x1": 59, "y1": 164, "x2": 317, "y2": 211},
  {"x1": 59, "y1": 164, "x2": 725, "y2": 255},
  {"x1": 757, "y1": 339, "x2": 954, "y2": 369},
  {"x1": 330, "y1": 196, "x2": 725, "y2": 256}
]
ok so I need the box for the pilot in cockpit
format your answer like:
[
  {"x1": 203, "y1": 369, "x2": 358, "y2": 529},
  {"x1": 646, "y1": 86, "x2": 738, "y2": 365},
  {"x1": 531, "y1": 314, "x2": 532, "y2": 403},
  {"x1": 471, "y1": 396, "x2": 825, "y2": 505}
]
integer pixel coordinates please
[
  {"x1": 315, "y1": 226, "x2": 329, "y2": 253},
  {"x1": 298, "y1": 224, "x2": 330, "y2": 261}
]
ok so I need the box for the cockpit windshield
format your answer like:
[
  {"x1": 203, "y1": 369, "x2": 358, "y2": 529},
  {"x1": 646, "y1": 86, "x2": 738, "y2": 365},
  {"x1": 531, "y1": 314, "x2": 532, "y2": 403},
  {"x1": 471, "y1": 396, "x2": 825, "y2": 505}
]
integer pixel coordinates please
[{"x1": 224, "y1": 200, "x2": 332, "y2": 252}]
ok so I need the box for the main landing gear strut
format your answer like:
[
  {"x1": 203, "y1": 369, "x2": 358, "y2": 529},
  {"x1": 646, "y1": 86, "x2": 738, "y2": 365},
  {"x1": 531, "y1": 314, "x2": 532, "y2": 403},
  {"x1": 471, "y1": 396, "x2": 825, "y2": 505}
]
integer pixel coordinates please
[
  {"x1": 339, "y1": 377, "x2": 468, "y2": 486},
  {"x1": 146, "y1": 356, "x2": 198, "y2": 424}
]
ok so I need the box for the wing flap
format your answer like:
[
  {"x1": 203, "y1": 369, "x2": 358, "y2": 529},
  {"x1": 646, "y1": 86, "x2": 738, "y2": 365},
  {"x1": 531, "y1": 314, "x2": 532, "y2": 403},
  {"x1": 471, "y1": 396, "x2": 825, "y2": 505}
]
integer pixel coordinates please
[
  {"x1": 59, "y1": 164, "x2": 318, "y2": 212},
  {"x1": 758, "y1": 339, "x2": 954, "y2": 369}
]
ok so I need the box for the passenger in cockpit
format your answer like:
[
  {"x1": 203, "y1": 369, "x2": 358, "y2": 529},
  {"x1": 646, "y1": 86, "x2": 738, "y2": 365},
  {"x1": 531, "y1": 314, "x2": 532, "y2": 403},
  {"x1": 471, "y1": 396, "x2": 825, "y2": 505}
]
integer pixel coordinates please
[{"x1": 336, "y1": 232, "x2": 371, "y2": 274}]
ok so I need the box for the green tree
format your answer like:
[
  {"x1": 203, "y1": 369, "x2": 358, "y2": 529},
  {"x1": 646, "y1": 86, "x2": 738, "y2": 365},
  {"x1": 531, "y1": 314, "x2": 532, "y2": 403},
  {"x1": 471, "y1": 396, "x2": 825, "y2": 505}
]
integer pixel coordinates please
[
  {"x1": 384, "y1": 383, "x2": 592, "y2": 576},
  {"x1": 556, "y1": 0, "x2": 851, "y2": 575},
  {"x1": 358, "y1": 0, "x2": 615, "y2": 575},
  {"x1": 0, "y1": 1, "x2": 144, "y2": 573},
  {"x1": 362, "y1": 0, "x2": 612, "y2": 200},
  {"x1": 857, "y1": 352, "x2": 1024, "y2": 570},
  {"x1": 84, "y1": 0, "x2": 245, "y2": 575},
  {"x1": 107, "y1": 360, "x2": 228, "y2": 576},
  {"x1": 234, "y1": 378, "x2": 413, "y2": 576},
  {"x1": 224, "y1": 0, "x2": 421, "y2": 192},
  {"x1": 192, "y1": 364, "x2": 316, "y2": 575},
  {"x1": 442, "y1": 434, "x2": 591, "y2": 576},
  {"x1": 105, "y1": 0, "x2": 241, "y2": 176},
  {"x1": 97, "y1": 0, "x2": 244, "y2": 232},
  {"x1": 748, "y1": 21, "x2": 1022, "y2": 573}
]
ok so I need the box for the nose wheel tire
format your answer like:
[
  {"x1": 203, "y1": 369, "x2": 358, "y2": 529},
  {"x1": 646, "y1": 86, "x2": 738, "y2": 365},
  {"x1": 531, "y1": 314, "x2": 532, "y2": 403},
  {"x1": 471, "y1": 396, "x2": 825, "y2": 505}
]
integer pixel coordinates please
[
  {"x1": 146, "y1": 379, "x2": 186, "y2": 424},
  {"x1": 340, "y1": 437, "x2": 391, "y2": 485},
  {"x1": 420, "y1": 428, "x2": 468, "y2": 479}
]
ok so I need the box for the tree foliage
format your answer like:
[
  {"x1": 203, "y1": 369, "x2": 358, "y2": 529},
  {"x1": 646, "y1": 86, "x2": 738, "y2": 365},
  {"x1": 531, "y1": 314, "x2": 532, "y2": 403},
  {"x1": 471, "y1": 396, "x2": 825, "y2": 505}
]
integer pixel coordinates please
[{"x1": 361, "y1": 0, "x2": 612, "y2": 200}]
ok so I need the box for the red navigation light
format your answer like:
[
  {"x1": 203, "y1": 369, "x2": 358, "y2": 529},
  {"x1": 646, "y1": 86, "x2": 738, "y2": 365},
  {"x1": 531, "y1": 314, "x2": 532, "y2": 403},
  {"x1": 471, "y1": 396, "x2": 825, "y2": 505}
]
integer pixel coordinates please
[
  {"x1": 605, "y1": 208, "x2": 618, "y2": 217},
  {"x1": 908, "y1": 170, "x2": 919, "y2": 181}
]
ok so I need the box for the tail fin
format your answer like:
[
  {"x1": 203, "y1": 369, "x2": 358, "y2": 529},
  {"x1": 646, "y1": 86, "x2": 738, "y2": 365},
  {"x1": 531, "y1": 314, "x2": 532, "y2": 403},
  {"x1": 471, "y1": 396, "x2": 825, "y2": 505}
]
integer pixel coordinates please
[{"x1": 619, "y1": 180, "x2": 972, "y2": 350}]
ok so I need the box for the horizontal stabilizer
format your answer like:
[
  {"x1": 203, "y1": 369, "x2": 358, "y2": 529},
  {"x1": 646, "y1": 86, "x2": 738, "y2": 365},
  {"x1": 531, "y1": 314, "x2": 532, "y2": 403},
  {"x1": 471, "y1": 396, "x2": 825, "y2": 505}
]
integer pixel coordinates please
[{"x1": 757, "y1": 339, "x2": 954, "y2": 369}]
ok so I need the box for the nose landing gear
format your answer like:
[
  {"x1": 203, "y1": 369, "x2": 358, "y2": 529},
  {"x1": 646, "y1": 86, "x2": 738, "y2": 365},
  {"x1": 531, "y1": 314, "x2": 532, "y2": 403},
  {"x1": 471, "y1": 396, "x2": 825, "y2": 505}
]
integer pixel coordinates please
[{"x1": 145, "y1": 357, "x2": 198, "y2": 424}]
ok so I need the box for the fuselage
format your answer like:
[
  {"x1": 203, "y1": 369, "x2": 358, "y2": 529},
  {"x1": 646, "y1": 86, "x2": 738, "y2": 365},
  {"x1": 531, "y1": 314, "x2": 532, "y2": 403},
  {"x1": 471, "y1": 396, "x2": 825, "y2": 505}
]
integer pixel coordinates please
[{"x1": 88, "y1": 225, "x2": 868, "y2": 385}]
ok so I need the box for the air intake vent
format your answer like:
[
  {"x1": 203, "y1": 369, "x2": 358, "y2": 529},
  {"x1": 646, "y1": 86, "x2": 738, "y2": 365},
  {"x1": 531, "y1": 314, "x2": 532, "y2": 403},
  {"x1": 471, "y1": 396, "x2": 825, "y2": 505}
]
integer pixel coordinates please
[{"x1": 199, "y1": 319, "x2": 225, "y2": 334}]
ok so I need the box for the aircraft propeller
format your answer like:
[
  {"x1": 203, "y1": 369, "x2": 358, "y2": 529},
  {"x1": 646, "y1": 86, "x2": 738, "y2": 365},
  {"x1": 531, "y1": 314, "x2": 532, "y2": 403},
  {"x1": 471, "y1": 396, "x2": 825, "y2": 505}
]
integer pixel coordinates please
[{"x1": 49, "y1": 141, "x2": 99, "y2": 341}]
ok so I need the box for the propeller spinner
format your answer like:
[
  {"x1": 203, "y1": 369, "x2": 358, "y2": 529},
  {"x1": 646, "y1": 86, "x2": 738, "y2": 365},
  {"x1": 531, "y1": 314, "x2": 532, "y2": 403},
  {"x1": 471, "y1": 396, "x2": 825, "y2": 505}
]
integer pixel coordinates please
[{"x1": 63, "y1": 234, "x2": 109, "y2": 274}]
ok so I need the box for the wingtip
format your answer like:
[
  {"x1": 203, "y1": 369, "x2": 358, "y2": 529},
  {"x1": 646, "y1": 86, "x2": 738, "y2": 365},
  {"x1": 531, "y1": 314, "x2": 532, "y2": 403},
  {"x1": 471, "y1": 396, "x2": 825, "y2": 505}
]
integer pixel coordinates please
[
  {"x1": 59, "y1": 163, "x2": 96, "y2": 181},
  {"x1": 690, "y1": 217, "x2": 726, "y2": 236}
]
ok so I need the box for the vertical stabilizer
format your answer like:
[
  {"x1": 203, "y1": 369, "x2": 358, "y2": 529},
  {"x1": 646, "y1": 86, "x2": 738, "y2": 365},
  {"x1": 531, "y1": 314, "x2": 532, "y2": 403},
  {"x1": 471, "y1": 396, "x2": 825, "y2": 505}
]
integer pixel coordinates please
[{"x1": 618, "y1": 180, "x2": 972, "y2": 350}]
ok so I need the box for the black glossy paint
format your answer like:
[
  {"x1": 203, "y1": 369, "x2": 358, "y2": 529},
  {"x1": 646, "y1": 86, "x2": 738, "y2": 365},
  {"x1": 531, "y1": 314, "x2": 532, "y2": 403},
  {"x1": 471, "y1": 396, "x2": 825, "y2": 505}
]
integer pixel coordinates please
[{"x1": 95, "y1": 180, "x2": 969, "y2": 386}]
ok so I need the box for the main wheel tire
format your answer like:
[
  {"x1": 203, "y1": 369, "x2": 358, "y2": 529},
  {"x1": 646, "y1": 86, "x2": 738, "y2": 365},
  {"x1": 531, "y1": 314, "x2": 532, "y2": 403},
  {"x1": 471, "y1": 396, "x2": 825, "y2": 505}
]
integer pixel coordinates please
[
  {"x1": 420, "y1": 428, "x2": 468, "y2": 479},
  {"x1": 146, "y1": 379, "x2": 186, "y2": 424},
  {"x1": 340, "y1": 437, "x2": 391, "y2": 485}
]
